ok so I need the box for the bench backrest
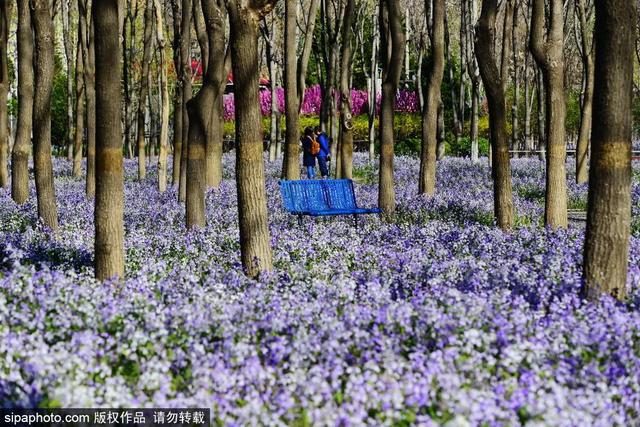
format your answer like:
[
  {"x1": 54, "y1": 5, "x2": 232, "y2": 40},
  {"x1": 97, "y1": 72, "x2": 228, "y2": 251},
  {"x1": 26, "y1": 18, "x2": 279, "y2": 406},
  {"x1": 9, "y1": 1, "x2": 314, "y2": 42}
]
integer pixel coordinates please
[{"x1": 279, "y1": 179, "x2": 358, "y2": 213}]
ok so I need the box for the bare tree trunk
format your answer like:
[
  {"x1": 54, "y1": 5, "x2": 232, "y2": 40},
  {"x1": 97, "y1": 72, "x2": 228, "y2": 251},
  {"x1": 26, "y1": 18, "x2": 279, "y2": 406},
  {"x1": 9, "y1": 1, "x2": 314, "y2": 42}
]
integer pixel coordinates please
[
  {"x1": 79, "y1": 0, "x2": 96, "y2": 198},
  {"x1": 419, "y1": 0, "x2": 444, "y2": 196},
  {"x1": 575, "y1": 0, "x2": 594, "y2": 184},
  {"x1": 282, "y1": 0, "x2": 300, "y2": 180},
  {"x1": 62, "y1": 0, "x2": 74, "y2": 162},
  {"x1": 436, "y1": 100, "x2": 445, "y2": 159},
  {"x1": 226, "y1": 0, "x2": 275, "y2": 276},
  {"x1": 297, "y1": 0, "x2": 320, "y2": 110},
  {"x1": 530, "y1": 0, "x2": 567, "y2": 228},
  {"x1": 178, "y1": 0, "x2": 192, "y2": 202},
  {"x1": 186, "y1": 0, "x2": 226, "y2": 229},
  {"x1": 94, "y1": 0, "x2": 124, "y2": 280},
  {"x1": 475, "y1": 0, "x2": 514, "y2": 230},
  {"x1": 368, "y1": 13, "x2": 379, "y2": 163},
  {"x1": 31, "y1": 0, "x2": 59, "y2": 231},
  {"x1": 339, "y1": 0, "x2": 355, "y2": 179},
  {"x1": 0, "y1": 0, "x2": 10, "y2": 189},
  {"x1": 444, "y1": 11, "x2": 460, "y2": 143},
  {"x1": 154, "y1": 0, "x2": 169, "y2": 193},
  {"x1": 524, "y1": 51, "x2": 533, "y2": 152},
  {"x1": 171, "y1": 0, "x2": 182, "y2": 186},
  {"x1": 511, "y1": 0, "x2": 520, "y2": 151},
  {"x1": 264, "y1": 18, "x2": 278, "y2": 162},
  {"x1": 12, "y1": 0, "x2": 33, "y2": 204},
  {"x1": 536, "y1": 67, "x2": 545, "y2": 159},
  {"x1": 136, "y1": 0, "x2": 154, "y2": 181},
  {"x1": 378, "y1": 0, "x2": 405, "y2": 214},
  {"x1": 582, "y1": 0, "x2": 635, "y2": 301},
  {"x1": 193, "y1": 0, "x2": 208, "y2": 74},
  {"x1": 72, "y1": 39, "x2": 85, "y2": 177},
  {"x1": 466, "y1": 0, "x2": 480, "y2": 163}
]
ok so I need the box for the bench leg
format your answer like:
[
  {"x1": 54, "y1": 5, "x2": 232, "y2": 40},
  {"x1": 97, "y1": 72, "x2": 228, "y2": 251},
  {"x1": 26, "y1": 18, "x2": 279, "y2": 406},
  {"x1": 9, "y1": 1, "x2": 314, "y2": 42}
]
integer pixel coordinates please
[
  {"x1": 297, "y1": 214, "x2": 303, "y2": 226},
  {"x1": 353, "y1": 214, "x2": 359, "y2": 229}
]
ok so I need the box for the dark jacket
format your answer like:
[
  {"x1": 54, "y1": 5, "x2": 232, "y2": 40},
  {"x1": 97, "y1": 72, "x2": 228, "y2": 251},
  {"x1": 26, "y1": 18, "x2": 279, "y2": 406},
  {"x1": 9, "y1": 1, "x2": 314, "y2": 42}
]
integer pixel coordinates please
[
  {"x1": 317, "y1": 132, "x2": 330, "y2": 158},
  {"x1": 302, "y1": 136, "x2": 317, "y2": 167}
]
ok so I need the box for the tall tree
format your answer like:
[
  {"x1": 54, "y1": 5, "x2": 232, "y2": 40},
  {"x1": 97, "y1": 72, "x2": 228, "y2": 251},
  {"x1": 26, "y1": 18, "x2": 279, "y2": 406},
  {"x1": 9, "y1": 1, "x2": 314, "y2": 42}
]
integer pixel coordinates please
[
  {"x1": 0, "y1": 0, "x2": 10, "y2": 189},
  {"x1": 418, "y1": 0, "x2": 444, "y2": 196},
  {"x1": 31, "y1": 0, "x2": 59, "y2": 231},
  {"x1": 186, "y1": 0, "x2": 227, "y2": 229},
  {"x1": 530, "y1": 0, "x2": 567, "y2": 228},
  {"x1": 171, "y1": 0, "x2": 183, "y2": 187},
  {"x1": 297, "y1": 0, "x2": 320, "y2": 110},
  {"x1": 475, "y1": 0, "x2": 515, "y2": 230},
  {"x1": 80, "y1": 0, "x2": 96, "y2": 199},
  {"x1": 12, "y1": 0, "x2": 34, "y2": 204},
  {"x1": 226, "y1": 0, "x2": 276, "y2": 276},
  {"x1": 339, "y1": 0, "x2": 355, "y2": 179},
  {"x1": 72, "y1": 37, "x2": 85, "y2": 177},
  {"x1": 281, "y1": 0, "x2": 300, "y2": 180},
  {"x1": 178, "y1": 0, "x2": 192, "y2": 202},
  {"x1": 574, "y1": 0, "x2": 594, "y2": 184},
  {"x1": 62, "y1": 0, "x2": 74, "y2": 162},
  {"x1": 155, "y1": 0, "x2": 170, "y2": 193},
  {"x1": 582, "y1": 0, "x2": 635, "y2": 301},
  {"x1": 136, "y1": 0, "x2": 154, "y2": 180},
  {"x1": 94, "y1": 0, "x2": 124, "y2": 280},
  {"x1": 377, "y1": 0, "x2": 405, "y2": 214}
]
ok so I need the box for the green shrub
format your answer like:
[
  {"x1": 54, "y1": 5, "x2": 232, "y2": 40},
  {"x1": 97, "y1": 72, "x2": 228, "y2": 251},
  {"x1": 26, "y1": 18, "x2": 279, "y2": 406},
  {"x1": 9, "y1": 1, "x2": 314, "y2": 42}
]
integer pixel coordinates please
[{"x1": 445, "y1": 136, "x2": 489, "y2": 157}]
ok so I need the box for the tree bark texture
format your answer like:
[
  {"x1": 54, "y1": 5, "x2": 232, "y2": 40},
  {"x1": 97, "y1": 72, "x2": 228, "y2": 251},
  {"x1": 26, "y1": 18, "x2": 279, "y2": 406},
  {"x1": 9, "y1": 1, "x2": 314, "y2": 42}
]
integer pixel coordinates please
[
  {"x1": 282, "y1": 0, "x2": 300, "y2": 180},
  {"x1": 419, "y1": 0, "x2": 444, "y2": 196},
  {"x1": 475, "y1": 0, "x2": 515, "y2": 230},
  {"x1": 226, "y1": 0, "x2": 275, "y2": 276},
  {"x1": 62, "y1": 0, "x2": 74, "y2": 161},
  {"x1": 0, "y1": 0, "x2": 10, "y2": 188},
  {"x1": 171, "y1": 0, "x2": 183, "y2": 186},
  {"x1": 136, "y1": 0, "x2": 154, "y2": 181},
  {"x1": 79, "y1": 0, "x2": 96, "y2": 198},
  {"x1": 12, "y1": 0, "x2": 34, "y2": 204},
  {"x1": 377, "y1": 0, "x2": 405, "y2": 214},
  {"x1": 178, "y1": 0, "x2": 192, "y2": 202},
  {"x1": 94, "y1": 0, "x2": 124, "y2": 280},
  {"x1": 582, "y1": 0, "x2": 635, "y2": 301},
  {"x1": 296, "y1": 0, "x2": 320, "y2": 110},
  {"x1": 186, "y1": 0, "x2": 227, "y2": 229},
  {"x1": 339, "y1": 0, "x2": 355, "y2": 179},
  {"x1": 154, "y1": 0, "x2": 170, "y2": 193},
  {"x1": 72, "y1": 39, "x2": 85, "y2": 177},
  {"x1": 31, "y1": 0, "x2": 59, "y2": 231},
  {"x1": 575, "y1": 0, "x2": 594, "y2": 184},
  {"x1": 530, "y1": 0, "x2": 567, "y2": 228}
]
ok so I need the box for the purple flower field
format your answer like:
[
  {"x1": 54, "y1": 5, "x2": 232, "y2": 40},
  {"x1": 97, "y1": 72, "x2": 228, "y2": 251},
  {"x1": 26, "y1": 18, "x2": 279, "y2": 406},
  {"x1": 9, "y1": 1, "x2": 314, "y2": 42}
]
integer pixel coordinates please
[{"x1": 1, "y1": 154, "x2": 640, "y2": 426}]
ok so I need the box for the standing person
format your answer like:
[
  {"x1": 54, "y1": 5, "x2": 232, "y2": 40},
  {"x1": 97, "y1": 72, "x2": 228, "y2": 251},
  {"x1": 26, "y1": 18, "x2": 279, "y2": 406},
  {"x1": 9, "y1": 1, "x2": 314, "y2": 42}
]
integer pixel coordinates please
[
  {"x1": 314, "y1": 126, "x2": 330, "y2": 178},
  {"x1": 301, "y1": 126, "x2": 318, "y2": 178}
]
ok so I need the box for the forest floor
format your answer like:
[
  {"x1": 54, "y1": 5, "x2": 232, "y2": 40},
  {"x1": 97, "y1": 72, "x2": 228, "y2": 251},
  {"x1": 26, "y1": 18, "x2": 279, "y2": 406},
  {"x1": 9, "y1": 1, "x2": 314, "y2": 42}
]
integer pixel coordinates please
[{"x1": 1, "y1": 154, "x2": 639, "y2": 425}]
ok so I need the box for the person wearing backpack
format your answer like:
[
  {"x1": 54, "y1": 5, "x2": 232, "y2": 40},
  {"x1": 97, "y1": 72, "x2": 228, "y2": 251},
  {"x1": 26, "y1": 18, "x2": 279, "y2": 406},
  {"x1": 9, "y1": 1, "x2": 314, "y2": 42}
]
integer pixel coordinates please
[
  {"x1": 302, "y1": 126, "x2": 319, "y2": 178},
  {"x1": 314, "y1": 126, "x2": 330, "y2": 178}
]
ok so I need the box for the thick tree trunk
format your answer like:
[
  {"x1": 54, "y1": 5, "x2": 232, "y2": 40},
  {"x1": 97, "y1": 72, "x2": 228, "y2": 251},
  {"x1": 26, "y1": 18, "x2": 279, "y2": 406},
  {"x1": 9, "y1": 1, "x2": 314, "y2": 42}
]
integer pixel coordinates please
[
  {"x1": 339, "y1": 0, "x2": 355, "y2": 179},
  {"x1": 94, "y1": 0, "x2": 124, "y2": 280},
  {"x1": 227, "y1": 0, "x2": 274, "y2": 276},
  {"x1": 178, "y1": 0, "x2": 192, "y2": 202},
  {"x1": 31, "y1": 0, "x2": 59, "y2": 231},
  {"x1": 419, "y1": 0, "x2": 444, "y2": 196},
  {"x1": 530, "y1": 0, "x2": 567, "y2": 228},
  {"x1": 475, "y1": 0, "x2": 515, "y2": 230},
  {"x1": 582, "y1": 0, "x2": 635, "y2": 301},
  {"x1": 72, "y1": 40, "x2": 85, "y2": 177},
  {"x1": 12, "y1": 0, "x2": 33, "y2": 204},
  {"x1": 0, "y1": 0, "x2": 10, "y2": 189},
  {"x1": 575, "y1": 0, "x2": 594, "y2": 184},
  {"x1": 282, "y1": 0, "x2": 300, "y2": 180},
  {"x1": 136, "y1": 0, "x2": 154, "y2": 181},
  {"x1": 378, "y1": 0, "x2": 405, "y2": 214},
  {"x1": 154, "y1": 0, "x2": 169, "y2": 193},
  {"x1": 186, "y1": 0, "x2": 226, "y2": 229}
]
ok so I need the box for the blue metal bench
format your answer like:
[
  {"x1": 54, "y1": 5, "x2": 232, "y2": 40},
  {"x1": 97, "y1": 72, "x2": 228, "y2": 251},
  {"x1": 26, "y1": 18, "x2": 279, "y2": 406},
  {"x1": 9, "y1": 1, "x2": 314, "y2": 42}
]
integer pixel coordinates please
[{"x1": 279, "y1": 179, "x2": 382, "y2": 227}]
